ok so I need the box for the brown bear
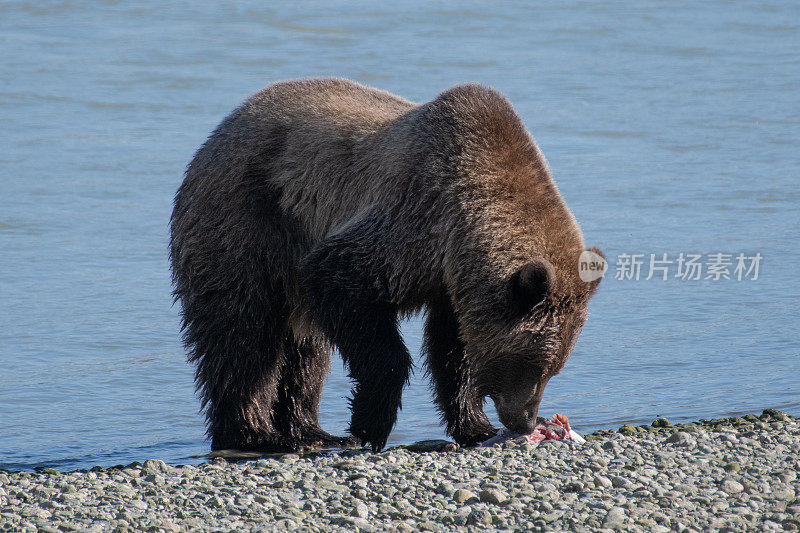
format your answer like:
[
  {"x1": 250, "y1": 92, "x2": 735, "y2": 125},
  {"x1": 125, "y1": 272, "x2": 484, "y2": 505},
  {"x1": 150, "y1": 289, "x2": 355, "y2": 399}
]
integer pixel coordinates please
[{"x1": 170, "y1": 78, "x2": 604, "y2": 452}]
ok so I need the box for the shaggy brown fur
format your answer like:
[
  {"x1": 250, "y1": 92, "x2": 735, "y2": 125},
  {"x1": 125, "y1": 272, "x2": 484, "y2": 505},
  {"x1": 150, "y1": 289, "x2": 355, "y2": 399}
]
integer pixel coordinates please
[{"x1": 170, "y1": 78, "x2": 603, "y2": 452}]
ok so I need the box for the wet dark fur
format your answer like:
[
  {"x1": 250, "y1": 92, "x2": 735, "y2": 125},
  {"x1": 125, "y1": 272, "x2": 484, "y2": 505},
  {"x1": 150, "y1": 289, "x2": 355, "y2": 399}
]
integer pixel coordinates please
[{"x1": 170, "y1": 78, "x2": 602, "y2": 452}]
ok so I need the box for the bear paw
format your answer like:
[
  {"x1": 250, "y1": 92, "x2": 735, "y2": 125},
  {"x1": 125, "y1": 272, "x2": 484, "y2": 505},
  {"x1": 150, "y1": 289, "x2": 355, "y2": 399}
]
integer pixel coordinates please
[
  {"x1": 349, "y1": 418, "x2": 394, "y2": 452},
  {"x1": 452, "y1": 424, "x2": 499, "y2": 448},
  {"x1": 298, "y1": 427, "x2": 362, "y2": 450}
]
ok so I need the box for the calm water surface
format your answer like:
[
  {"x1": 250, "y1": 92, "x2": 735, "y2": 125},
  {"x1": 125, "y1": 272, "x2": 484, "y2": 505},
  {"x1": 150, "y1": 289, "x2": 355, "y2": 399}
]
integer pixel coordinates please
[{"x1": 1, "y1": 1, "x2": 798, "y2": 471}]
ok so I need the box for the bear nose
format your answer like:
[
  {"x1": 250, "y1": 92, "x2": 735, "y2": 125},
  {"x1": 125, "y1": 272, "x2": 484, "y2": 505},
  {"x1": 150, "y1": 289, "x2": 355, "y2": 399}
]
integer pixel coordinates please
[
  {"x1": 499, "y1": 412, "x2": 536, "y2": 435},
  {"x1": 495, "y1": 399, "x2": 539, "y2": 434},
  {"x1": 513, "y1": 416, "x2": 538, "y2": 435}
]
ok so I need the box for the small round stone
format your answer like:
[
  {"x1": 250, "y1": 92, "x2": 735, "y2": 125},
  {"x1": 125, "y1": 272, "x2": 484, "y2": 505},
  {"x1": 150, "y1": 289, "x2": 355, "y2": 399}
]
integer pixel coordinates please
[
  {"x1": 479, "y1": 488, "x2": 507, "y2": 505},
  {"x1": 352, "y1": 502, "x2": 369, "y2": 519},
  {"x1": 666, "y1": 431, "x2": 695, "y2": 446},
  {"x1": 141, "y1": 459, "x2": 168, "y2": 475},
  {"x1": 603, "y1": 506, "x2": 626, "y2": 527},
  {"x1": 453, "y1": 489, "x2": 478, "y2": 504},
  {"x1": 611, "y1": 476, "x2": 631, "y2": 489},
  {"x1": 721, "y1": 478, "x2": 745, "y2": 495},
  {"x1": 466, "y1": 509, "x2": 492, "y2": 525},
  {"x1": 594, "y1": 475, "x2": 612, "y2": 488}
]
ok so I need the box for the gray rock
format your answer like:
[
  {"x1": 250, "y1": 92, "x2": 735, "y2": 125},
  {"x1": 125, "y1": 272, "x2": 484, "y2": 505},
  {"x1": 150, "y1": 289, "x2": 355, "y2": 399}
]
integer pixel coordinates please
[
  {"x1": 783, "y1": 519, "x2": 800, "y2": 531},
  {"x1": 611, "y1": 476, "x2": 631, "y2": 489},
  {"x1": 466, "y1": 509, "x2": 492, "y2": 525},
  {"x1": 352, "y1": 501, "x2": 369, "y2": 519},
  {"x1": 454, "y1": 505, "x2": 473, "y2": 526},
  {"x1": 773, "y1": 486, "x2": 796, "y2": 501},
  {"x1": 140, "y1": 459, "x2": 168, "y2": 475},
  {"x1": 130, "y1": 499, "x2": 148, "y2": 511},
  {"x1": 205, "y1": 495, "x2": 224, "y2": 508},
  {"x1": 603, "y1": 506, "x2": 626, "y2": 527},
  {"x1": 533, "y1": 482, "x2": 557, "y2": 493},
  {"x1": 594, "y1": 475, "x2": 613, "y2": 488},
  {"x1": 404, "y1": 440, "x2": 457, "y2": 452},
  {"x1": 479, "y1": 488, "x2": 507, "y2": 505},
  {"x1": 274, "y1": 518, "x2": 298, "y2": 530},
  {"x1": 666, "y1": 432, "x2": 695, "y2": 446},
  {"x1": 143, "y1": 474, "x2": 164, "y2": 485},
  {"x1": 721, "y1": 478, "x2": 744, "y2": 495},
  {"x1": 453, "y1": 489, "x2": 478, "y2": 504},
  {"x1": 436, "y1": 481, "x2": 454, "y2": 496}
]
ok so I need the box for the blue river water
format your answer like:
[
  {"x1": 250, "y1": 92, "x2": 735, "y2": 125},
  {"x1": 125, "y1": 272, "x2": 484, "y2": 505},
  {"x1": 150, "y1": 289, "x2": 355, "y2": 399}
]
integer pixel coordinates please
[{"x1": 1, "y1": 1, "x2": 798, "y2": 471}]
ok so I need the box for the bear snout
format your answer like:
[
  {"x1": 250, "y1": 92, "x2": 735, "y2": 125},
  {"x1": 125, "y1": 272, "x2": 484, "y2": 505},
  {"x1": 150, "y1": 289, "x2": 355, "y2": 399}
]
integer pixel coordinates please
[{"x1": 494, "y1": 395, "x2": 541, "y2": 434}]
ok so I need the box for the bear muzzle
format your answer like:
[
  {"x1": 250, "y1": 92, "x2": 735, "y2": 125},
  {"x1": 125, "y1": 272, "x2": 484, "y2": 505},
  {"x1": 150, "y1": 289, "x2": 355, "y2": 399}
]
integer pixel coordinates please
[{"x1": 493, "y1": 394, "x2": 542, "y2": 435}]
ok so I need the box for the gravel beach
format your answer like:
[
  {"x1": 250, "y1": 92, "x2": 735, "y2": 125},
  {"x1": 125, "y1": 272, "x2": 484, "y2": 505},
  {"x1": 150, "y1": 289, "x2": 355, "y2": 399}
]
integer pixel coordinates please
[{"x1": 2, "y1": 410, "x2": 798, "y2": 532}]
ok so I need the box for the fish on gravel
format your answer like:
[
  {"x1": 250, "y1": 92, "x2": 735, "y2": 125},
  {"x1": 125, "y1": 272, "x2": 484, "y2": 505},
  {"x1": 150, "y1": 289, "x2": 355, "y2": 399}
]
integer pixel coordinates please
[{"x1": 481, "y1": 413, "x2": 586, "y2": 446}]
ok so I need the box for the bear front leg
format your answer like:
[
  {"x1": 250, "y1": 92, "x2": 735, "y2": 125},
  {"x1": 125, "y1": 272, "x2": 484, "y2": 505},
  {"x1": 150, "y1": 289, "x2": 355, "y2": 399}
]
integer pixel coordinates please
[
  {"x1": 273, "y1": 333, "x2": 360, "y2": 450},
  {"x1": 424, "y1": 295, "x2": 497, "y2": 447},
  {"x1": 301, "y1": 235, "x2": 412, "y2": 452}
]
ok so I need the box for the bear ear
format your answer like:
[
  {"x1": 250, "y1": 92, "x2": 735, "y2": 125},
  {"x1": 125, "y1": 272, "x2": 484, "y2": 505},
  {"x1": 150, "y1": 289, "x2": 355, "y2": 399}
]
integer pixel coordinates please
[{"x1": 509, "y1": 260, "x2": 554, "y2": 314}]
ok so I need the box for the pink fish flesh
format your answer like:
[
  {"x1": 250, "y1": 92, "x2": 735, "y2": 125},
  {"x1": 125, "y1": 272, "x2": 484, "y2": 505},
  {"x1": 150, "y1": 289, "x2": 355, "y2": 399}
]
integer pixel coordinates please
[{"x1": 481, "y1": 413, "x2": 586, "y2": 446}]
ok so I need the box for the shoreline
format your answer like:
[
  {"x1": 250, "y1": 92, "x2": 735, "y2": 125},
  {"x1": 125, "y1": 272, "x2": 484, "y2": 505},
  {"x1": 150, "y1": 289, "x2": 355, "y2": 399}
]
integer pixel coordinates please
[{"x1": 1, "y1": 410, "x2": 798, "y2": 531}]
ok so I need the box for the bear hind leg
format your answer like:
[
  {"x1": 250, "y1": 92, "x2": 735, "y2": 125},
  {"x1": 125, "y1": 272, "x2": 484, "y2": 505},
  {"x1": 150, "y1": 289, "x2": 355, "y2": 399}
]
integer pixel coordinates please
[{"x1": 179, "y1": 279, "x2": 295, "y2": 452}]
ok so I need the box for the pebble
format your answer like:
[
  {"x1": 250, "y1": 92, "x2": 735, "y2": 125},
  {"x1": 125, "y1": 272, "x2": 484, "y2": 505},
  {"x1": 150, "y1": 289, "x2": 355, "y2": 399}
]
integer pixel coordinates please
[
  {"x1": 666, "y1": 431, "x2": 695, "y2": 446},
  {"x1": 436, "y1": 481, "x2": 454, "y2": 496},
  {"x1": 131, "y1": 499, "x2": 148, "y2": 510},
  {"x1": 603, "y1": 506, "x2": 626, "y2": 527},
  {"x1": 534, "y1": 482, "x2": 556, "y2": 493},
  {"x1": 721, "y1": 478, "x2": 745, "y2": 494},
  {"x1": 652, "y1": 418, "x2": 672, "y2": 428},
  {"x1": 466, "y1": 509, "x2": 492, "y2": 525},
  {"x1": 611, "y1": 475, "x2": 631, "y2": 489},
  {"x1": 0, "y1": 411, "x2": 797, "y2": 532},
  {"x1": 352, "y1": 502, "x2": 369, "y2": 518},
  {"x1": 479, "y1": 488, "x2": 507, "y2": 505},
  {"x1": 453, "y1": 489, "x2": 478, "y2": 504},
  {"x1": 594, "y1": 475, "x2": 613, "y2": 488},
  {"x1": 140, "y1": 459, "x2": 168, "y2": 475},
  {"x1": 724, "y1": 462, "x2": 741, "y2": 472}
]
